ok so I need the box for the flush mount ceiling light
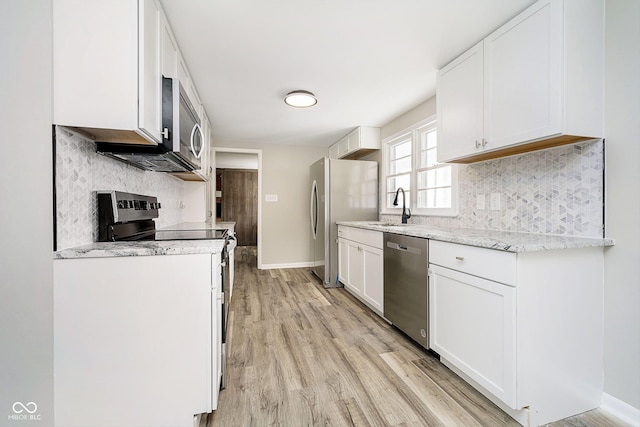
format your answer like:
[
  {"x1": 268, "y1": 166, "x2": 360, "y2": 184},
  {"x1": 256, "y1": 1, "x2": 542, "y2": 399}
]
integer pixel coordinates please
[{"x1": 284, "y1": 90, "x2": 317, "y2": 108}]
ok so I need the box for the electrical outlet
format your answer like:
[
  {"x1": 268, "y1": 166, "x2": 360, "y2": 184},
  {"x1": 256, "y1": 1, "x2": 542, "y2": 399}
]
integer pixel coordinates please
[
  {"x1": 490, "y1": 193, "x2": 501, "y2": 210},
  {"x1": 265, "y1": 194, "x2": 278, "y2": 202},
  {"x1": 476, "y1": 194, "x2": 486, "y2": 210}
]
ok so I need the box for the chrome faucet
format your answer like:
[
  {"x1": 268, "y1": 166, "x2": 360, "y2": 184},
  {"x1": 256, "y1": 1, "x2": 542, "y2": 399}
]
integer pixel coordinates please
[{"x1": 393, "y1": 187, "x2": 411, "y2": 224}]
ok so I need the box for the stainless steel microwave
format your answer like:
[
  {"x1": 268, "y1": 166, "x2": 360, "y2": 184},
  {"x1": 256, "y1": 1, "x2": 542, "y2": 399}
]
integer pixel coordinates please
[{"x1": 96, "y1": 77, "x2": 203, "y2": 173}]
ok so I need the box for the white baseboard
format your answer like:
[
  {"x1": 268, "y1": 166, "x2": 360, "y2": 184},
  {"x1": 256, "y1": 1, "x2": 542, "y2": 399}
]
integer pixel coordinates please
[
  {"x1": 259, "y1": 261, "x2": 314, "y2": 270},
  {"x1": 601, "y1": 393, "x2": 640, "y2": 427}
]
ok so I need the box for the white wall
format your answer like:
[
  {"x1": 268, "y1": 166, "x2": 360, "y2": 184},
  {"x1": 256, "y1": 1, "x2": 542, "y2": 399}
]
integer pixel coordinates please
[
  {"x1": 381, "y1": 98, "x2": 436, "y2": 141},
  {"x1": 216, "y1": 152, "x2": 259, "y2": 169},
  {"x1": 603, "y1": 0, "x2": 640, "y2": 414},
  {"x1": 0, "y1": 1, "x2": 54, "y2": 424},
  {"x1": 213, "y1": 141, "x2": 327, "y2": 267}
]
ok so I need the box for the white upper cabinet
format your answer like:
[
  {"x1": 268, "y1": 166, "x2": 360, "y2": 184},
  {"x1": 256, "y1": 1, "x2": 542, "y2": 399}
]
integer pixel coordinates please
[
  {"x1": 138, "y1": 0, "x2": 163, "y2": 144},
  {"x1": 53, "y1": 0, "x2": 208, "y2": 151},
  {"x1": 328, "y1": 127, "x2": 381, "y2": 160},
  {"x1": 161, "y1": 14, "x2": 179, "y2": 79},
  {"x1": 436, "y1": 42, "x2": 484, "y2": 162},
  {"x1": 53, "y1": 0, "x2": 164, "y2": 145},
  {"x1": 437, "y1": 0, "x2": 604, "y2": 164}
]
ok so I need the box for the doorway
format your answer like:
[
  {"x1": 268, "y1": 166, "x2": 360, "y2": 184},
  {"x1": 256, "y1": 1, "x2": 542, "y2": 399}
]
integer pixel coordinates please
[
  {"x1": 218, "y1": 168, "x2": 257, "y2": 245},
  {"x1": 213, "y1": 148, "x2": 262, "y2": 268}
]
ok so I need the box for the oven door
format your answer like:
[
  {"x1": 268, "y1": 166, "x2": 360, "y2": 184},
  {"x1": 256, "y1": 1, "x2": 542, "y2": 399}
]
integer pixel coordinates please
[{"x1": 220, "y1": 243, "x2": 230, "y2": 390}]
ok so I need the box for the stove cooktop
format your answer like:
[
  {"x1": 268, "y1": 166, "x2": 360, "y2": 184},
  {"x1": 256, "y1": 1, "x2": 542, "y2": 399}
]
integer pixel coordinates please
[
  {"x1": 154, "y1": 229, "x2": 229, "y2": 241},
  {"x1": 120, "y1": 228, "x2": 229, "y2": 242}
]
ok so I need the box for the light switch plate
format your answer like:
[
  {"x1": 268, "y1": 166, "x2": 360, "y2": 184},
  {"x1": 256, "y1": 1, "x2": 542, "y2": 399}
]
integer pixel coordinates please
[
  {"x1": 490, "y1": 193, "x2": 501, "y2": 210},
  {"x1": 476, "y1": 194, "x2": 486, "y2": 210},
  {"x1": 265, "y1": 194, "x2": 278, "y2": 202}
]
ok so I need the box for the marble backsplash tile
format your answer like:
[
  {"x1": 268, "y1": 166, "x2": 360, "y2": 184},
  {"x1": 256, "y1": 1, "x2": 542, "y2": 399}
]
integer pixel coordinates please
[
  {"x1": 381, "y1": 139, "x2": 604, "y2": 238},
  {"x1": 55, "y1": 126, "x2": 185, "y2": 250}
]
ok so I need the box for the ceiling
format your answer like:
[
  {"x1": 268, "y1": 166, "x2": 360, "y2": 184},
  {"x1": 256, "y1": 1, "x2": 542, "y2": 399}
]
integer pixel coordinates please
[{"x1": 160, "y1": 0, "x2": 534, "y2": 147}]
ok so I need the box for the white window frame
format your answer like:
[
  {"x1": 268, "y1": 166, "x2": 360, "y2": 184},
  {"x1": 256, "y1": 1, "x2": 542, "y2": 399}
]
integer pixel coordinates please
[{"x1": 382, "y1": 116, "x2": 459, "y2": 217}]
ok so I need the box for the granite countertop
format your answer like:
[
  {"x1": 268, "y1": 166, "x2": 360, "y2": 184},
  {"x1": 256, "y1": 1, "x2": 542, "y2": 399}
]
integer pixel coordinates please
[
  {"x1": 54, "y1": 221, "x2": 236, "y2": 260},
  {"x1": 337, "y1": 221, "x2": 614, "y2": 252}
]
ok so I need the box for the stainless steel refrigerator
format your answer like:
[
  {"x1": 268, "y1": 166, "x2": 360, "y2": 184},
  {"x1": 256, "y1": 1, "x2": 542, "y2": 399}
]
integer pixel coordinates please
[{"x1": 310, "y1": 157, "x2": 378, "y2": 287}]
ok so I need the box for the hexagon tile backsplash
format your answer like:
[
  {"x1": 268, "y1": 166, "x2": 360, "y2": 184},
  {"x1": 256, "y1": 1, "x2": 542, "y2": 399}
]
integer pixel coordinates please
[
  {"x1": 381, "y1": 139, "x2": 604, "y2": 238},
  {"x1": 55, "y1": 126, "x2": 185, "y2": 250}
]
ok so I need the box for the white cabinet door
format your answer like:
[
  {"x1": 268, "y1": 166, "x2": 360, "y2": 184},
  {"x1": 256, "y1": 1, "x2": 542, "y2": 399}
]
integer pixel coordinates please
[
  {"x1": 138, "y1": 0, "x2": 163, "y2": 143},
  {"x1": 161, "y1": 15, "x2": 179, "y2": 78},
  {"x1": 338, "y1": 137, "x2": 350, "y2": 157},
  {"x1": 347, "y1": 129, "x2": 360, "y2": 152},
  {"x1": 484, "y1": 0, "x2": 562, "y2": 150},
  {"x1": 362, "y1": 245, "x2": 384, "y2": 313},
  {"x1": 346, "y1": 241, "x2": 364, "y2": 295},
  {"x1": 178, "y1": 54, "x2": 190, "y2": 91},
  {"x1": 338, "y1": 238, "x2": 349, "y2": 285},
  {"x1": 53, "y1": 0, "x2": 138, "y2": 133},
  {"x1": 429, "y1": 264, "x2": 516, "y2": 408},
  {"x1": 437, "y1": 42, "x2": 484, "y2": 162},
  {"x1": 328, "y1": 143, "x2": 340, "y2": 159}
]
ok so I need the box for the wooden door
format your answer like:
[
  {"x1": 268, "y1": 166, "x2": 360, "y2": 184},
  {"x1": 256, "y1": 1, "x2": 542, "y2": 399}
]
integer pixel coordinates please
[{"x1": 221, "y1": 169, "x2": 258, "y2": 246}]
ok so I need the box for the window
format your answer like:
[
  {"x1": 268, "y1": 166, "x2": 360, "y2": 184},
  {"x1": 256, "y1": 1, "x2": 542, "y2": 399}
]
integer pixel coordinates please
[{"x1": 383, "y1": 117, "x2": 458, "y2": 216}]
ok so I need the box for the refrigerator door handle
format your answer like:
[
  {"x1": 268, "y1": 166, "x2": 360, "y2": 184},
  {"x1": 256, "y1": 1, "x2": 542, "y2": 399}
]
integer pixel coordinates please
[{"x1": 310, "y1": 180, "x2": 318, "y2": 239}]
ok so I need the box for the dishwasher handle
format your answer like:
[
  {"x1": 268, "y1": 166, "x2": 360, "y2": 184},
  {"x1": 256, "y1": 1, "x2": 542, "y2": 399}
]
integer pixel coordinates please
[{"x1": 386, "y1": 241, "x2": 423, "y2": 255}]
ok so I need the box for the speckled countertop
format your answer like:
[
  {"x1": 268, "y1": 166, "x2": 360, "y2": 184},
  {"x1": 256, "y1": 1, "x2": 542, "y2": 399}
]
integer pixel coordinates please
[
  {"x1": 54, "y1": 221, "x2": 236, "y2": 260},
  {"x1": 337, "y1": 221, "x2": 614, "y2": 252}
]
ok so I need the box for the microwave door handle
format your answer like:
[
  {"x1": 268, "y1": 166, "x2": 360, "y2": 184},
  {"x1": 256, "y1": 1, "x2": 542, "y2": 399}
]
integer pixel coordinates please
[{"x1": 190, "y1": 122, "x2": 203, "y2": 159}]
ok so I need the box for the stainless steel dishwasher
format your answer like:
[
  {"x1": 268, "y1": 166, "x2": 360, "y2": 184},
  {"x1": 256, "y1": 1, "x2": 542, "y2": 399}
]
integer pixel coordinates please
[{"x1": 383, "y1": 233, "x2": 429, "y2": 349}]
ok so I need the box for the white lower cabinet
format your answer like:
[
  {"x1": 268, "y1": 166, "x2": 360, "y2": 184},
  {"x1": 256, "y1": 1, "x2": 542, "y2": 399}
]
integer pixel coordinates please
[
  {"x1": 337, "y1": 226, "x2": 384, "y2": 315},
  {"x1": 429, "y1": 264, "x2": 516, "y2": 408},
  {"x1": 429, "y1": 240, "x2": 605, "y2": 426},
  {"x1": 54, "y1": 253, "x2": 221, "y2": 427}
]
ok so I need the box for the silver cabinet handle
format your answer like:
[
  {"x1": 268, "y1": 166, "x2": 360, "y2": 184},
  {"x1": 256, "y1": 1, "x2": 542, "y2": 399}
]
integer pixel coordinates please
[
  {"x1": 455, "y1": 256, "x2": 464, "y2": 261},
  {"x1": 475, "y1": 140, "x2": 481, "y2": 149},
  {"x1": 482, "y1": 138, "x2": 488, "y2": 147}
]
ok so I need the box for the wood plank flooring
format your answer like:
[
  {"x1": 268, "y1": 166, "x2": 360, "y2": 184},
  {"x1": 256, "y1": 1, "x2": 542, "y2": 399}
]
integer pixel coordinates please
[{"x1": 201, "y1": 247, "x2": 629, "y2": 427}]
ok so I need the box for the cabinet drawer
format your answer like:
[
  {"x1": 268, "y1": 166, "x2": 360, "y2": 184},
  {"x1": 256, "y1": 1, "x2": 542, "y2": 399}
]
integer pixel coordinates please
[
  {"x1": 429, "y1": 240, "x2": 516, "y2": 286},
  {"x1": 337, "y1": 226, "x2": 383, "y2": 249}
]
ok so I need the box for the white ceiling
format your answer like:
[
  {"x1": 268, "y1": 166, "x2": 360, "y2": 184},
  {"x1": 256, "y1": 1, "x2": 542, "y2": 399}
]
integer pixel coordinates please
[{"x1": 160, "y1": 0, "x2": 535, "y2": 147}]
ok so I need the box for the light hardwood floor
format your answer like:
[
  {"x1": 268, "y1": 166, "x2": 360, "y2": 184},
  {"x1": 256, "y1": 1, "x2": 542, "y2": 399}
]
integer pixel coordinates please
[{"x1": 201, "y1": 247, "x2": 629, "y2": 427}]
